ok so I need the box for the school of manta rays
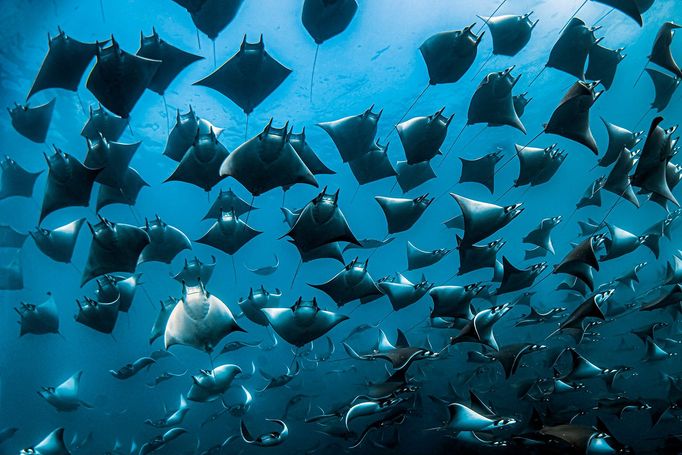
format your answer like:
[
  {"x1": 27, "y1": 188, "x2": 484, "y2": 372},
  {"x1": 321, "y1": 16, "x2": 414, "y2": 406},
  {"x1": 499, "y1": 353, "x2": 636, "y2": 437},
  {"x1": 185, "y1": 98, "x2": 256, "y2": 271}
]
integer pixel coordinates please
[{"x1": 2, "y1": 0, "x2": 682, "y2": 453}]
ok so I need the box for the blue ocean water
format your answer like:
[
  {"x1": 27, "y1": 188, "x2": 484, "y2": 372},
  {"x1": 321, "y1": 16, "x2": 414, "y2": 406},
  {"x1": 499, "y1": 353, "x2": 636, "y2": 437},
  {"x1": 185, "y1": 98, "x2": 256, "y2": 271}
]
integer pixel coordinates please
[{"x1": 1, "y1": 0, "x2": 682, "y2": 453}]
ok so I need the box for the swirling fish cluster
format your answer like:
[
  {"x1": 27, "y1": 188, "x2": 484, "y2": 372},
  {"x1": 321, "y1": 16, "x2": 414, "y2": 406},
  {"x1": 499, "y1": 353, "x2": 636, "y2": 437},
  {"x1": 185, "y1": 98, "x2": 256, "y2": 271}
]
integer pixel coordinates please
[{"x1": 2, "y1": 0, "x2": 682, "y2": 454}]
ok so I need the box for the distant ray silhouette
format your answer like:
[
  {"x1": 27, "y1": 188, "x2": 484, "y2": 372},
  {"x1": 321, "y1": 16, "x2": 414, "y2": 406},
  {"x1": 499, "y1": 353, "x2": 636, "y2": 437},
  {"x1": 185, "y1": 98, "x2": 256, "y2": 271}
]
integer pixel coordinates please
[
  {"x1": 544, "y1": 80, "x2": 603, "y2": 154},
  {"x1": 8, "y1": 99, "x2": 55, "y2": 143},
  {"x1": 197, "y1": 210, "x2": 261, "y2": 255},
  {"x1": 164, "y1": 106, "x2": 224, "y2": 161},
  {"x1": 86, "y1": 37, "x2": 161, "y2": 118},
  {"x1": 576, "y1": 178, "x2": 606, "y2": 209},
  {"x1": 648, "y1": 22, "x2": 682, "y2": 79},
  {"x1": 420, "y1": 23, "x2": 484, "y2": 85},
  {"x1": 396, "y1": 160, "x2": 436, "y2": 193},
  {"x1": 81, "y1": 104, "x2": 127, "y2": 141},
  {"x1": 597, "y1": 118, "x2": 642, "y2": 168},
  {"x1": 203, "y1": 188, "x2": 255, "y2": 220},
  {"x1": 220, "y1": 120, "x2": 317, "y2": 196},
  {"x1": 137, "y1": 27, "x2": 203, "y2": 95},
  {"x1": 0, "y1": 252, "x2": 23, "y2": 290},
  {"x1": 165, "y1": 127, "x2": 228, "y2": 192},
  {"x1": 0, "y1": 156, "x2": 42, "y2": 200},
  {"x1": 30, "y1": 218, "x2": 85, "y2": 263},
  {"x1": 645, "y1": 68, "x2": 680, "y2": 112},
  {"x1": 96, "y1": 167, "x2": 148, "y2": 211},
  {"x1": 546, "y1": 18, "x2": 600, "y2": 80},
  {"x1": 457, "y1": 237, "x2": 504, "y2": 275},
  {"x1": 0, "y1": 225, "x2": 27, "y2": 249},
  {"x1": 496, "y1": 257, "x2": 547, "y2": 295},
  {"x1": 317, "y1": 105, "x2": 382, "y2": 162},
  {"x1": 81, "y1": 216, "x2": 150, "y2": 286},
  {"x1": 194, "y1": 35, "x2": 291, "y2": 115},
  {"x1": 84, "y1": 135, "x2": 140, "y2": 189},
  {"x1": 478, "y1": 12, "x2": 538, "y2": 57},
  {"x1": 458, "y1": 148, "x2": 503, "y2": 193},
  {"x1": 586, "y1": 44, "x2": 625, "y2": 90},
  {"x1": 28, "y1": 27, "x2": 103, "y2": 99},
  {"x1": 140, "y1": 215, "x2": 192, "y2": 264},
  {"x1": 468, "y1": 67, "x2": 525, "y2": 133},
  {"x1": 348, "y1": 141, "x2": 396, "y2": 185},
  {"x1": 40, "y1": 148, "x2": 101, "y2": 223}
]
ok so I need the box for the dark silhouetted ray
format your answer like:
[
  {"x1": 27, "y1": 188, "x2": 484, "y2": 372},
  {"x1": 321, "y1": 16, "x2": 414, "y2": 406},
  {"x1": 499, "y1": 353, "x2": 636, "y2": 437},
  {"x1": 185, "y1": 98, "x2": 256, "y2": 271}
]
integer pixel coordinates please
[
  {"x1": 648, "y1": 22, "x2": 682, "y2": 79},
  {"x1": 282, "y1": 188, "x2": 358, "y2": 252},
  {"x1": 40, "y1": 148, "x2": 101, "y2": 223},
  {"x1": 318, "y1": 105, "x2": 382, "y2": 162},
  {"x1": 86, "y1": 37, "x2": 161, "y2": 118},
  {"x1": 220, "y1": 120, "x2": 317, "y2": 196},
  {"x1": 239, "y1": 286, "x2": 281, "y2": 326},
  {"x1": 166, "y1": 127, "x2": 228, "y2": 192},
  {"x1": 597, "y1": 118, "x2": 642, "y2": 168},
  {"x1": 140, "y1": 215, "x2": 192, "y2": 264},
  {"x1": 197, "y1": 210, "x2": 261, "y2": 255},
  {"x1": 164, "y1": 106, "x2": 224, "y2": 161},
  {"x1": 604, "y1": 148, "x2": 639, "y2": 207},
  {"x1": 96, "y1": 274, "x2": 141, "y2": 313},
  {"x1": 262, "y1": 297, "x2": 349, "y2": 346},
  {"x1": 395, "y1": 160, "x2": 436, "y2": 193},
  {"x1": 397, "y1": 108, "x2": 453, "y2": 163},
  {"x1": 348, "y1": 141, "x2": 396, "y2": 185},
  {"x1": 309, "y1": 258, "x2": 382, "y2": 306},
  {"x1": 496, "y1": 257, "x2": 547, "y2": 295},
  {"x1": 420, "y1": 24, "x2": 484, "y2": 85},
  {"x1": 30, "y1": 218, "x2": 85, "y2": 263},
  {"x1": 203, "y1": 188, "x2": 255, "y2": 220},
  {"x1": 96, "y1": 167, "x2": 148, "y2": 211},
  {"x1": 172, "y1": 255, "x2": 216, "y2": 286},
  {"x1": 0, "y1": 156, "x2": 42, "y2": 200},
  {"x1": 645, "y1": 68, "x2": 680, "y2": 112},
  {"x1": 75, "y1": 295, "x2": 119, "y2": 333},
  {"x1": 81, "y1": 104, "x2": 128, "y2": 141},
  {"x1": 17, "y1": 293, "x2": 59, "y2": 336},
  {"x1": 302, "y1": 0, "x2": 358, "y2": 44},
  {"x1": 451, "y1": 193, "x2": 523, "y2": 246},
  {"x1": 185, "y1": 0, "x2": 243, "y2": 41},
  {"x1": 459, "y1": 148, "x2": 503, "y2": 193},
  {"x1": 586, "y1": 44, "x2": 625, "y2": 90},
  {"x1": 468, "y1": 67, "x2": 526, "y2": 133},
  {"x1": 375, "y1": 194, "x2": 433, "y2": 234},
  {"x1": 544, "y1": 80, "x2": 602, "y2": 154},
  {"x1": 406, "y1": 241, "x2": 450, "y2": 271},
  {"x1": 631, "y1": 117, "x2": 678, "y2": 206},
  {"x1": 84, "y1": 135, "x2": 140, "y2": 189},
  {"x1": 479, "y1": 12, "x2": 538, "y2": 56},
  {"x1": 546, "y1": 18, "x2": 600, "y2": 80},
  {"x1": 8, "y1": 99, "x2": 55, "y2": 143},
  {"x1": 194, "y1": 35, "x2": 291, "y2": 115},
  {"x1": 289, "y1": 127, "x2": 335, "y2": 176},
  {"x1": 514, "y1": 144, "x2": 566, "y2": 187},
  {"x1": 137, "y1": 27, "x2": 203, "y2": 95},
  {"x1": 28, "y1": 27, "x2": 102, "y2": 99},
  {"x1": 81, "y1": 216, "x2": 150, "y2": 286}
]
